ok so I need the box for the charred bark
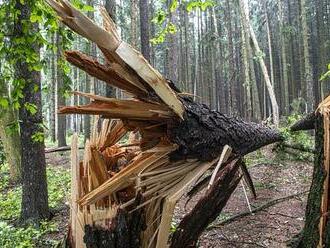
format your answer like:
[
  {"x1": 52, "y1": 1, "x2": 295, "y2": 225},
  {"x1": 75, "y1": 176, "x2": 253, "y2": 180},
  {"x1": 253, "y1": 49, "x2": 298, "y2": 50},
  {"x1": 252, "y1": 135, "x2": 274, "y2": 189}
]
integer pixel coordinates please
[
  {"x1": 290, "y1": 112, "x2": 317, "y2": 132},
  {"x1": 84, "y1": 195, "x2": 146, "y2": 248},
  {"x1": 169, "y1": 97, "x2": 283, "y2": 161},
  {"x1": 170, "y1": 158, "x2": 242, "y2": 248}
]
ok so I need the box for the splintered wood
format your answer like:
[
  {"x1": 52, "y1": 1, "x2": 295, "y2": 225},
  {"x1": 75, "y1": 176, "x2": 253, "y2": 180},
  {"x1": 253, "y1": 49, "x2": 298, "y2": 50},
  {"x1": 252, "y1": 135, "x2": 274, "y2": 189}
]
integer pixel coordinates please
[
  {"x1": 47, "y1": 1, "x2": 236, "y2": 247},
  {"x1": 69, "y1": 118, "x2": 222, "y2": 248}
]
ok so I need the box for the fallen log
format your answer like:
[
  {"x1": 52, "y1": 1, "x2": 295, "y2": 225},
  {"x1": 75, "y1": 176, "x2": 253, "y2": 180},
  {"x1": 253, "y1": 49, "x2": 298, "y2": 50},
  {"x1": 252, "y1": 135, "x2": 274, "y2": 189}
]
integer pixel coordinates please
[
  {"x1": 45, "y1": 146, "x2": 84, "y2": 154},
  {"x1": 46, "y1": 1, "x2": 283, "y2": 247}
]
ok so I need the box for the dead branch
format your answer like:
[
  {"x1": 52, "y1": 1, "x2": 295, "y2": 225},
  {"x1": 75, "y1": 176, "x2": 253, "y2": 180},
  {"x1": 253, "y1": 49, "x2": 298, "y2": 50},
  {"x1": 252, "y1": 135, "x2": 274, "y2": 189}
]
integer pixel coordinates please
[
  {"x1": 170, "y1": 158, "x2": 242, "y2": 248},
  {"x1": 279, "y1": 142, "x2": 315, "y2": 154},
  {"x1": 207, "y1": 191, "x2": 308, "y2": 229},
  {"x1": 45, "y1": 146, "x2": 84, "y2": 154},
  {"x1": 290, "y1": 112, "x2": 317, "y2": 132}
]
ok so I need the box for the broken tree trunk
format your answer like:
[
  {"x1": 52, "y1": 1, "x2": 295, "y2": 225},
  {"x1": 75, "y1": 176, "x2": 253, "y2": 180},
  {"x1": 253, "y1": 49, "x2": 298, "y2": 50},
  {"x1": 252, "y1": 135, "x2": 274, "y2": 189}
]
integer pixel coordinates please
[
  {"x1": 290, "y1": 112, "x2": 317, "y2": 132},
  {"x1": 170, "y1": 158, "x2": 242, "y2": 248},
  {"x1": 46, "y1": 1, "x2": 282, "y2": 247},
  {"x1": 294, "y1": 96, "x2": 330, "y2": 247}
]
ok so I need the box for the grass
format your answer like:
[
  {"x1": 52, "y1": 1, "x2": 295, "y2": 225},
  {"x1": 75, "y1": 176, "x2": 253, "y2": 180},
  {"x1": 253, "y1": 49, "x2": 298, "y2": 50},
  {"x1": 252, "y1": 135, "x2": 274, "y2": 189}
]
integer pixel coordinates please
[{"x1": 0, "y1": 163, "x2": 71, "y2": 247}]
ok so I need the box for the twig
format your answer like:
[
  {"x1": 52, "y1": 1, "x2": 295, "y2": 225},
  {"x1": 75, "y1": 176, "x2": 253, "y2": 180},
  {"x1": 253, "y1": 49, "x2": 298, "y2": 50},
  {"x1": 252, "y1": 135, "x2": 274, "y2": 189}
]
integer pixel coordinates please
[
  {"x1": 241, "y1": 180, "x2": 252, "y2": 213},
  {"x1": 280, "y1": 142, "x2": 315, "y2": 154},
  {"x1": 207, "y1": 191, "x2": 308, "y2": 229}
]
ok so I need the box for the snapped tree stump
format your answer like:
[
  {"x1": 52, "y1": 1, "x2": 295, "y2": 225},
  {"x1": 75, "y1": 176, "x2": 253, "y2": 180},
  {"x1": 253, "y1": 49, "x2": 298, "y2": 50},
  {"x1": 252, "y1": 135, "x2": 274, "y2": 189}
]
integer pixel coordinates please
[{"x1": 47, "y1": 1, "x2": 282, "y2": 247}]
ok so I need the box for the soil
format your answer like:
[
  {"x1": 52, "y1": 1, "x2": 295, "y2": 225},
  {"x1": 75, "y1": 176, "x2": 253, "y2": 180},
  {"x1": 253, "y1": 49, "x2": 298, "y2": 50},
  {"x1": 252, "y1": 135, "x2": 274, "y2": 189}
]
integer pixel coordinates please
[{"x1": 46, "y1": 148, "x2": 313, "y2": 247}]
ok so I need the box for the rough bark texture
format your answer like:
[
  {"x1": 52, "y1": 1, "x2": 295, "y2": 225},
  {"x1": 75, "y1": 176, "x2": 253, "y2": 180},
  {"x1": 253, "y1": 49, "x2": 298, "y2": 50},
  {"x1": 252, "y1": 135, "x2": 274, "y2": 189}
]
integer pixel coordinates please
[
  {"x1": 56, "y1": 31, "x2": 67, "y2": 147},
  {"x1": 15, "y1": 1, "x2": 49, "y2": 222},
  {"x1": 168, "y1": 97, "x2": 283, "y2": 161},
  {"x1": 290, "y1": 112, "x2": 316, "y2": 131},
  {"x1": 170, "y1": 158, "x2": 242, "y2": 248},
  {"x1": 297, "y1": 115, "x2": 325, "y2": 247},
  {"x1": 0, "y1": 78, "x2": 21, "y2": 181},
  {"x1": 139, "y1": 0, "x2": 151, "y2": 62},
  {"x1": 84, "y1": 196, "x2": 145, "y2": 248}
]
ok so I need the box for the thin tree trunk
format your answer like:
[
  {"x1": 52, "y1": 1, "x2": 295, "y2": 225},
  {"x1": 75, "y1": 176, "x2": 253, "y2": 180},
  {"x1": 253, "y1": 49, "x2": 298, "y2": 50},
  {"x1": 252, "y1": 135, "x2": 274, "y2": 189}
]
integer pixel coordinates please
[
  {"x1": 241, "y1": 0, "x2": 279, "y2": 126},
  {"x1": 225, "y1": 0, "x2": 236, "y2": 115},
  {"x1": 278, "y1": 0, "x2": 289, "y2": 114},
  {"x1": 239, "y1": 0, "x2": 252, "y2": 120},
  {"x1": 56, "y1": 30, "x2": 67, "y2": 147},
  {"x1": 50, "y1": 33, "x2": 56, "y2": 142},
  {"x1": 167, "y1": 0, "x2": 179, "y2": 83},
  {"x1": 130, "y1": 0, "x2": 138, "y2": 48},
  {"x1": 301, "y1": 0, "x2": 315, "y2": 111},
  {"x1": 139, "y1": 0, "x2": 151, "y2": 61}
]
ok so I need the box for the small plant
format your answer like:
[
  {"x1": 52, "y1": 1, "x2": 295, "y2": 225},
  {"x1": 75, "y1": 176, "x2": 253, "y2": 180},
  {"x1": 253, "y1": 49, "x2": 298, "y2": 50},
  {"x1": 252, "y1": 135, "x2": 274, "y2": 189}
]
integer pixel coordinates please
[{"x1": 0, "y1": 163, "x2": 70, "y2": 246}]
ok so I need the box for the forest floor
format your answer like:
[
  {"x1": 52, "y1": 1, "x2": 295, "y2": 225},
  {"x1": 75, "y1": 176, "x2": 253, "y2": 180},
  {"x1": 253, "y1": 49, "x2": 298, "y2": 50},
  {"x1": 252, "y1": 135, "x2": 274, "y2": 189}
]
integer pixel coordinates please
[
  {"x1": 0, "y1": 146, "x2": 312, "y2": 247},
  {"x1": 43, "y1": 147, "x2": 313, "y2": 248}
]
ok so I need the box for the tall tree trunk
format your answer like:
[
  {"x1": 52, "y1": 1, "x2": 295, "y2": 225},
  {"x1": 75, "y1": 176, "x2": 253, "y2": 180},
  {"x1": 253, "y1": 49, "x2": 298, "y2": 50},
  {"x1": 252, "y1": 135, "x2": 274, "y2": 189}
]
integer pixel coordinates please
[
  {"x1": 239, "y1": 0, "x2": 252, "y2": 120},
  {"x1": 105, "y1": 0, "x2": 117, "y2": 98},
  {"x1": 278, "y1": 0, "x2": 289, "y2": 114},
  {"x1": 0, "y1": 84, "x2": 21, "y2": 181},
  {"x1": 139, "y1": 0, "x2": 151, "y2": 61},
  {"x1": 241, "y1": 0, "x2": 279, "y2": 126},
  {"x1": 56, "y1": 31, "x2": 67, "y2": 147},
  {"x1": 130, "y1": 0, "x2": 138, "y2": 48},
  {"x1": 50, "y1": 33, "x2": 56, "y2": 142},
  {"x1": 225, "y1": 0, "x2": 237, "y2": 115},
  {"x1": 296, "y1": 115, "x2": 330, "y2": 247},
  {"x1": 167, "y1": 0, "x2": 179, "y2": 83},
  {"x1": 14, "y1": 0, "x2": 49, "y2": 222},
  {"x1": 301, "y1": 0, "x2": 315, "y2": 111}
]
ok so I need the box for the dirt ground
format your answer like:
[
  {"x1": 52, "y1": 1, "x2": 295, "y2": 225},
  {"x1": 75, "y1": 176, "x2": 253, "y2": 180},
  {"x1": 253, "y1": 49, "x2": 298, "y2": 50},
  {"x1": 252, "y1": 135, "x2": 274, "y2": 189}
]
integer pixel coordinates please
[{"x1": 46, "y1": 148, "x2": 313, "y2": 247}]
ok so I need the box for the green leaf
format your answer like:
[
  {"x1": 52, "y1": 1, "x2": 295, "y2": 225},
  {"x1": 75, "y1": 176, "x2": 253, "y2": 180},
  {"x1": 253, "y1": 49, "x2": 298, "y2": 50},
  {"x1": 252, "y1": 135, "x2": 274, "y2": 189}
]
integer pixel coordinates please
[
  {"x1": 32, "y1": 131, "x2": 44, "y2": 143},
  {"x1": 24, "y1": 103, "x2": 38, "y2": 115},
  {"x1": 0, "y1": 98, "x2": 9, "y2": 108},
  {"x1": 170, "y1": 0, "x2": 178, "y2": 12},
  {"x1": 167, "y1": 23, "x2": 177, "y2": 34},
  {"x1": 82, "y1": 5, "x2": 95, "y2": 12},
  {"x1": 152, "y1": 10, "x2": 167, "y2": 24}
]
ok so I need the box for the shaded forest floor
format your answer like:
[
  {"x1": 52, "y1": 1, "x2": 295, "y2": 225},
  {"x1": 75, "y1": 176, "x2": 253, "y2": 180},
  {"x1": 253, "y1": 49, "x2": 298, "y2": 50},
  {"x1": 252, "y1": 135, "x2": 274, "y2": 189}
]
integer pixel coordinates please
[
  {"x1": 174, "y1": 148, "x2": 312, "y2": 247},
  {"x1": 0, "y1": 148, "x2": 313, "y2": 248}
]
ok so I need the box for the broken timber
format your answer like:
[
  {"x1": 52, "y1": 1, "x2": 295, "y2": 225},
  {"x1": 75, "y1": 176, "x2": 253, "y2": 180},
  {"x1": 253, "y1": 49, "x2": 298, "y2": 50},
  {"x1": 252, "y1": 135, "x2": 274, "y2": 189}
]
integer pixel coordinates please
[{"x1": 47, "y1": 1, "x2": 283, "y2": 247}]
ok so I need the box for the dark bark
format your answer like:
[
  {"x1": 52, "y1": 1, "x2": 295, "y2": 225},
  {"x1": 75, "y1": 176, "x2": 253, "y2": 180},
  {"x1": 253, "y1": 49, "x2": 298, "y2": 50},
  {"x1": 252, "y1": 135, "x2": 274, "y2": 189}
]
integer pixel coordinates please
[
  {"x1": 170, "y1": 158, "x2": 242, "y2": 248},
  {"x1": 139, "y1": 0, "x2": 151, "y2": 62},
  {"x1": 56, "y1": 31, "x2": 67, "y2": 147},
  {"x1": 169, "y1": 97, "x2": 283, "y2": 161},
  {"x1": 290, "y1": 112, "x2": 317, "y2": 131},
  {"x1": 14, "y1": 1, "x2": 49, "y2": 222},
  {"x1": 84, "y1": 195, "x2": 145, "y2": 248},
  {"x1": 297, "y1": 114, "x2": 326, "y2": 247}
]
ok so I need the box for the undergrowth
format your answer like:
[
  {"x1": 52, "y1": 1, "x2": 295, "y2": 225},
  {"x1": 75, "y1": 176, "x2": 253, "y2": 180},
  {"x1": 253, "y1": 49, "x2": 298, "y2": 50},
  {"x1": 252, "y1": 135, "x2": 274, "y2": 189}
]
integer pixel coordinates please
[
  {"x1": 0, "y1": 163, "x2": 70, "y2": 247},
  {"x1": 278, "y1": 114, "x2": 314, "y2": 161}
]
